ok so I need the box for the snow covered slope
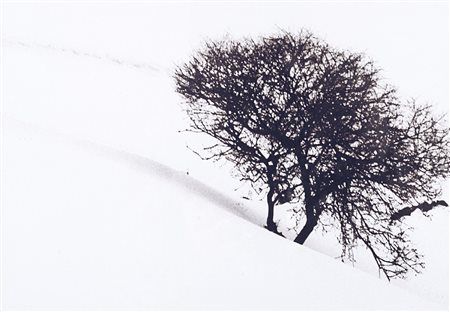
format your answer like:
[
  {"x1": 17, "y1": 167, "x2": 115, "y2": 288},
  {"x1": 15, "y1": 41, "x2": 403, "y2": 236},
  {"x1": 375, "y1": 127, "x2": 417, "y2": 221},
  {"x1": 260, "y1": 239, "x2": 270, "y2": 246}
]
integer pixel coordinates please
[
  {"x1": 2, "y1": 117, "x2": 442, "y2": 310},
  {"x1": 2, "y1": 2, "x2": 448, "y2": 310}
]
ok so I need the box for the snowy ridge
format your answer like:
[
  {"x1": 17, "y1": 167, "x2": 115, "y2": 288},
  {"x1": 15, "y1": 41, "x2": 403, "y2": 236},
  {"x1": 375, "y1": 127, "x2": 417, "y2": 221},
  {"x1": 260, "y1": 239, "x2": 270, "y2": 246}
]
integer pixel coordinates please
[{"x1": 4, "y1": 117, "x2": 259, "y2": 225}]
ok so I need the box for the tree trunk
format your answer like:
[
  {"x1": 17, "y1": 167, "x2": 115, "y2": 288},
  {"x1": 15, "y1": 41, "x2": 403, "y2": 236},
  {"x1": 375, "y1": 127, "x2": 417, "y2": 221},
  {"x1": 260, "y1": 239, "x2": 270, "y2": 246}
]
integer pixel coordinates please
[
  {"x1": 292, "y1": 151, "x2": 318, "y2": 244},
  {"x1": 294, "y1": 218, "x2": 317, "y2": 244},
  {"x1": 266, "y1": 188, "x2": 277, "y2": 232}
]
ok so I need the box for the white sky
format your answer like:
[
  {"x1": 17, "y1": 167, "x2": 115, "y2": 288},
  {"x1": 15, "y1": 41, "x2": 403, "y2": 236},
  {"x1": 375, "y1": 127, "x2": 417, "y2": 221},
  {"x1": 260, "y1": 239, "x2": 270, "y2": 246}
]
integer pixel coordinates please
[{"x1": 3, "y1": 1, "x2": 449, "y2": 114}]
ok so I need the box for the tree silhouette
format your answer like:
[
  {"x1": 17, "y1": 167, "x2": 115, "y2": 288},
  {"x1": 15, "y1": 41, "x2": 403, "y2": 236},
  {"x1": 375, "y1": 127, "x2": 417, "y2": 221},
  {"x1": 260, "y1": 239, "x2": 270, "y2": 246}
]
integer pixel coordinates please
[{"x1": 174, "y1": 31, "x2": 450, "y2": 279}]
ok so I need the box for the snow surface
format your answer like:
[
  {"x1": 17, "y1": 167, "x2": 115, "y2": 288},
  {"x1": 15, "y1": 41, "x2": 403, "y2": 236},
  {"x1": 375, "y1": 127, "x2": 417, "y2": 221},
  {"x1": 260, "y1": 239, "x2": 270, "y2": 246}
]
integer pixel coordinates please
[{"x1": 2, "y1": 2, "x2": 449, "y2": 310}]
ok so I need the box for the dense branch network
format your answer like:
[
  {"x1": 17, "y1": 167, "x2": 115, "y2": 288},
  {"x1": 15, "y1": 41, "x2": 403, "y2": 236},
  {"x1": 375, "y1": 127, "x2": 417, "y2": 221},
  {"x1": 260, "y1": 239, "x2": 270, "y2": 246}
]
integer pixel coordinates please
[{"x1": 174, "y1": 31, "x2": 450, "y2": 280}]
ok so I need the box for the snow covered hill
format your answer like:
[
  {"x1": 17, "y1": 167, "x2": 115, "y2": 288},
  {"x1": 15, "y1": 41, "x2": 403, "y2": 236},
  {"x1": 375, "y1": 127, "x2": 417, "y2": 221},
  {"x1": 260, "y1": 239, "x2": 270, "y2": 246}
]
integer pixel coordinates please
[
  {"x1": 1, "y1": 117, "x2": 442, "y2": 310},
  {"x1": 2, "y1": 2, "x2": 448, "y2": 310}
]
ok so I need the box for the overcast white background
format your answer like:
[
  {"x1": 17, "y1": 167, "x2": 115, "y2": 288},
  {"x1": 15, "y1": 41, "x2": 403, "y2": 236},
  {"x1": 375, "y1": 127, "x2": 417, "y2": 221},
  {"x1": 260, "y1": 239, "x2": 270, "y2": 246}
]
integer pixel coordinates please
[
  {"x1": 4, "y1": 1, "x2": 448, "y2": 102},
  {"x1": 1, "y1": 1, "x2": 449, "y2": 310}
]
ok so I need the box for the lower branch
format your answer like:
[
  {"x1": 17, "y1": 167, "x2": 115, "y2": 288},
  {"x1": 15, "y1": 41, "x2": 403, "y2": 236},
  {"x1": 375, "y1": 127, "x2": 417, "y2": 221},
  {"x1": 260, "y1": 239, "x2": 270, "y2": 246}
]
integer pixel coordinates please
[{"x1": 391, "y1": 200, "x2": 448, "y2": 222}]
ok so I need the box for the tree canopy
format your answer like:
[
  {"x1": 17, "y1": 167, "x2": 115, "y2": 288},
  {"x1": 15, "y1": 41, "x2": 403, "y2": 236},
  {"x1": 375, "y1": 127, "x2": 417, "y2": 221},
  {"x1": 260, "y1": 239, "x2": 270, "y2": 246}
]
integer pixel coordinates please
[{"x1": 174, "y1": 31, "x2": 450, "y2": 280}]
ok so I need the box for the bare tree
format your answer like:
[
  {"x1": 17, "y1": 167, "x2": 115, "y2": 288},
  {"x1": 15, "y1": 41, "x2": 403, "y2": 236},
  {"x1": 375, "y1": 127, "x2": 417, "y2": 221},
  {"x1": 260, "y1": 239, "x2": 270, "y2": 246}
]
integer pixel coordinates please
[{"x1": 174, "y1": 31, "x2": 450, "y2": 279}]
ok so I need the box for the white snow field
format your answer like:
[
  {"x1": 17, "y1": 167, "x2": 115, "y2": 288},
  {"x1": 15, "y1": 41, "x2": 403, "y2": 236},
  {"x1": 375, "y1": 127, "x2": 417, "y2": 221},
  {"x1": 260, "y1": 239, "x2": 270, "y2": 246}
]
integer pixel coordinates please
[{"x1": 2, "y1": 2, "x2": 448, "y2": 310}]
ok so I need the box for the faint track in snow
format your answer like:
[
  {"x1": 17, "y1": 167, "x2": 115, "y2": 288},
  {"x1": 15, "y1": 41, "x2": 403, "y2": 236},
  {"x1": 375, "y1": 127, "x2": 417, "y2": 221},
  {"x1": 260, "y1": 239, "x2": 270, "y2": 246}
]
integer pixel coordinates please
[
  {"x1": 4, "y1": 116, "x2": 260, "y2": 226},
  {"x1": 79, "y1": 142, "x2": 263, "y2": 226},
  {"x1": 3, "y1": 38, "x2": 160, "y2": 72},
  {"x1": 80, "y1": 137, "x2": 257, "y2": 224}
]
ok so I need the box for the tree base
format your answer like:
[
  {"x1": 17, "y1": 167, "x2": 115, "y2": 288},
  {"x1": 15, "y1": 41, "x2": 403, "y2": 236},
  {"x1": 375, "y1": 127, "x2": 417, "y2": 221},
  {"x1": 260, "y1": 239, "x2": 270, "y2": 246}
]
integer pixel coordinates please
[{"x1": 265, "y1": 224, "x2": 285, "y2": 238}]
